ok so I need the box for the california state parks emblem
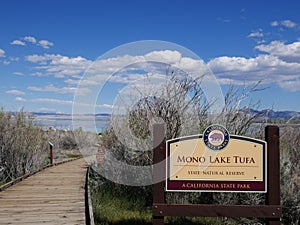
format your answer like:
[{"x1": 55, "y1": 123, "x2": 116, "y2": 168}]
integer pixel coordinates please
[{"x1": 203, "y1": 124, "x2": 230, "y2": 151}]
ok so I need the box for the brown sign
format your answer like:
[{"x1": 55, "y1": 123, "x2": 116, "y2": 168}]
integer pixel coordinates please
[{"x1": 166, "y1": 126, "x2": 267, "y2": 192}]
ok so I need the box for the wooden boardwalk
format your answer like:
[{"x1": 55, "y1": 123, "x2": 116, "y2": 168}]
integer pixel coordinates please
[{"x1": 0, "y1": 158, "x2": 89, "y2": 225}]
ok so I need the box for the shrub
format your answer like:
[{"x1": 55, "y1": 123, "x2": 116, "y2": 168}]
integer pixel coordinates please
[
  {"x1": 0, "y1": 109, "x2": 48, "y2": 181},
  {"x1": 279, "y1": 125, "x2": 300, "y2": 224}
]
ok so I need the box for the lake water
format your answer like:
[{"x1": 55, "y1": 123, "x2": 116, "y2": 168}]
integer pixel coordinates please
[{"x1": 33, "y1": 114, "x2": 111, "y2": 133}]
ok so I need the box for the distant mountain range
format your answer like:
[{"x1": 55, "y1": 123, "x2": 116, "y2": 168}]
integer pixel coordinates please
[
  {"x1": 250, "y1": 109, "x2": 300, "y2": 119},
  {"x1": 29, "y1": 110, "x2": 300, "y2": 119}
]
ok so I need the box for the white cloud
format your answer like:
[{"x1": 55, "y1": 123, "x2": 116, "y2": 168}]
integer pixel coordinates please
[
  {"x1": 30, "y1": 72, "x2": 44, "y2": 77},
  {"x1": 23, "y1": 36, "x2": 37, "y2": 44},
  {"x1": 38, "y1": 40, "x2": 54, "y2": 49},
  {"x1": 270, "y1": 21, "x2": 279, "y2": 27},
  {"x1": 97, "y1": 104, "x2": 113, "y2": 109},
  {"x1": 248, "y1": 30, "x2": 264, "y2": 38},
  {"x1": 144, "y1": 50, "x2": 182, "y2": 64},
  {"x1": 26, "y1": 54, "x2": 50, "y2": 63},
  {"x1": 0, "y1": 56, "x2": 19, "y2": 65},
  {"x1": 10, "y1": 40, "x2": 26, "y2": 46},
  {"x1": 80, "y1": 50, "x2": 211, "y2": 87},
  {"x1": 0, "y1": 49, "x2": 5, "y2": 57},
  {"x1": 31, "y1": 98, "x2": 73, "y2": 105},
  {"x1": 24, "y1": 48, "x2": 300, "y2": 95},
  {"x1": 13, "y1": 72, "x2": 24, "y2": 76},
  {"x1": 25, "y1": 54, "x2": 92, "y2": 78},
  {"x1": 15, "y1": 97, "x2": 26, "y2": 102},
  {"x1": 11, "y1": 36, "x2": 53, "y2": 49},
  {"x1": 281, "y1": 20, "x2": 297, "y2": 28},
  {"x1": 9, "y1": 57, "x2": 19, "y2": 62},
  {"x1": 31, "y1": 97, "x2": 100, "y2": 108},
  {"x1": 271, "y1": 20, "x2": 297, "y2": 28},
  {"x1": 208, "y1": 52, "x2": 300, "y2": 91},
  {"x1": 6, "y1": 90, "x2": 25, "y2": 95},
  {"x1": 14, "y1": 36, "x2": 53, "y2": 49},
  {"x1": 64, "y1": 78, "x2": 80, "y2": 85},
  {"x1": 28, "y1": 84, "x2": 90, "y2": 95},
  {"x1": 37, "y1": 107, "x2": 57, "y2": 112},
  {"x1": 278, "y1": 79, "x2": 300, "y2": 92},
  {"x1": 26, "y1": 51, "x2": 190, "y2": 84},
  {"x1": 255, "y1": 40, "x2": 300, "y2": 62}
]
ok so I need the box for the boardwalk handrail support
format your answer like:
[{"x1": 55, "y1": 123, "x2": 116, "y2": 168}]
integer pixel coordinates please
[
  {"x1": 85, "y1": 166, "x2": 95, "y2": 225},
  {"x1": 48, "y1": 141, "x2": 54, "y2": 166}
]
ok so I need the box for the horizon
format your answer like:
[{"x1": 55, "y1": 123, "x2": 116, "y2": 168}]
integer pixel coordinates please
[
  {"x1": 8, "y1": 108, "x2": 300, "y2": 115},
  {"x1": 1, "y1": 0, "x2": 300, "y2": 114}
]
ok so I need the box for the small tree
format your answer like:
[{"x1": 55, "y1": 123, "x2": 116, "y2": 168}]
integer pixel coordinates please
[{"x1": 104, "y1": 68, "x2": 210, "y2": 167}]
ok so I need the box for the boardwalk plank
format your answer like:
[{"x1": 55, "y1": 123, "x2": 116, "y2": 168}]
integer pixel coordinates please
[{"x1": 0, "y1": 158, "x2": 88, "y2": 225}]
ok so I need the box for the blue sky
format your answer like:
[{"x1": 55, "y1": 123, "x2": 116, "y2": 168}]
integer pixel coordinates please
[{"x1": 1, "y1": 0, "x2": 300, "y2": 114}]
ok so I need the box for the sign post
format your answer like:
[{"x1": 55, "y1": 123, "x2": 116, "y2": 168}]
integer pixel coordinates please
[
  {"x1": 265, "y1": 125, "x2": 281, "y2": 225},
  {"x1": 152, "y1": 124, "x2": 165, "y2": 225},
  {"x1": 152, "y1": 124, "x2": 281, "y2": 225}
]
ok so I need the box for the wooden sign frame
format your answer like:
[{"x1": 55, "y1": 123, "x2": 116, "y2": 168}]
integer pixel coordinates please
[{"x1": 152, "y1": 124, "x2": 281, "y2": 225}]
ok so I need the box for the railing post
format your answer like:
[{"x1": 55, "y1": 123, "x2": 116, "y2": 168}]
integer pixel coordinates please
[
  {"x1": 265, "y1": 125, "x2": 281, "y2": 225},
  {"x1": 48, "y1": 141, "x2": 54, "y2": 166}
]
